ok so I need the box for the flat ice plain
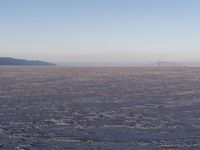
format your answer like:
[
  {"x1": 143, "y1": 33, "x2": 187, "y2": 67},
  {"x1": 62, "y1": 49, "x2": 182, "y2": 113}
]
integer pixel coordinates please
[{"x1": 0, "y1": 66, "x2": 199, "y2": 150}]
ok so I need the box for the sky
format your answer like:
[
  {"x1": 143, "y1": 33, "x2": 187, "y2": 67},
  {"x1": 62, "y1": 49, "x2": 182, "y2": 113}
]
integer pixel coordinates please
[{"x1": 1, "y1": 0, "x2": 200, "y2": 64}]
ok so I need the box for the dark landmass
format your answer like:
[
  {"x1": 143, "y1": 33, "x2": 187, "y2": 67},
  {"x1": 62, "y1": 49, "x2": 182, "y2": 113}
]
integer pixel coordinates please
[
  {"x1": 0, "y1": 67, "x2": 199, "y2": 149},
  {"x1": 0, "y1": 57, "x2": 55, "y2": 66}
]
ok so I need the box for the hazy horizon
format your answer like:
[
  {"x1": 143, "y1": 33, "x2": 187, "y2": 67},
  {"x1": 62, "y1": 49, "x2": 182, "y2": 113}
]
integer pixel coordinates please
[
  {"x1": 1, "y1": 0, "x2": 200, "y2": 63},
  {"x1": 2, "y1": 56, "x2": 200, "y2": 67}
]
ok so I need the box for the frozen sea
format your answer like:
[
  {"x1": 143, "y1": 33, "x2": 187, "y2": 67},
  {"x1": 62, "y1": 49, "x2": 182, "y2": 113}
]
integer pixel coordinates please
[{"x1": 0, "y1": 66, "x2": 199, "y2": 150}]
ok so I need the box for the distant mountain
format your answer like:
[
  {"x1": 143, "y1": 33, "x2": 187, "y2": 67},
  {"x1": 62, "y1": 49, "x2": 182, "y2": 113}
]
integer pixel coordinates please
[
  {"x1": 154, "y1": 61, "x2": 184, "y2": 67},
  {"x1": 0, "y1": 57, "x2": 55, "y2": 66}
]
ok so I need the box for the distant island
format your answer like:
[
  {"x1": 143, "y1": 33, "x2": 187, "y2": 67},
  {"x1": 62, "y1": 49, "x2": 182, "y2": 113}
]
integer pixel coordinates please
[
  {"x1": 0, "y1": 57, "x2": 55, "y2": 66},
  {"x1": 154, "y1": 61, "x2": 185, "y2": 67}
]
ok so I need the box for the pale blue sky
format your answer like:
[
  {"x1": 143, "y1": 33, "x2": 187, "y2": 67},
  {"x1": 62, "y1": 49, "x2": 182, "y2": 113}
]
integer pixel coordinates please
[{"x1": 1, "y1": 0, "x2": 200, "y2": 63}]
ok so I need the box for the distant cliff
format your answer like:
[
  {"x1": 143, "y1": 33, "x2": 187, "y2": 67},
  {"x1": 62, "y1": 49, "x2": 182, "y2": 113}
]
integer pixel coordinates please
[{"x1": 0, "y1": 57, "x2": 55, "y2": 66}]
